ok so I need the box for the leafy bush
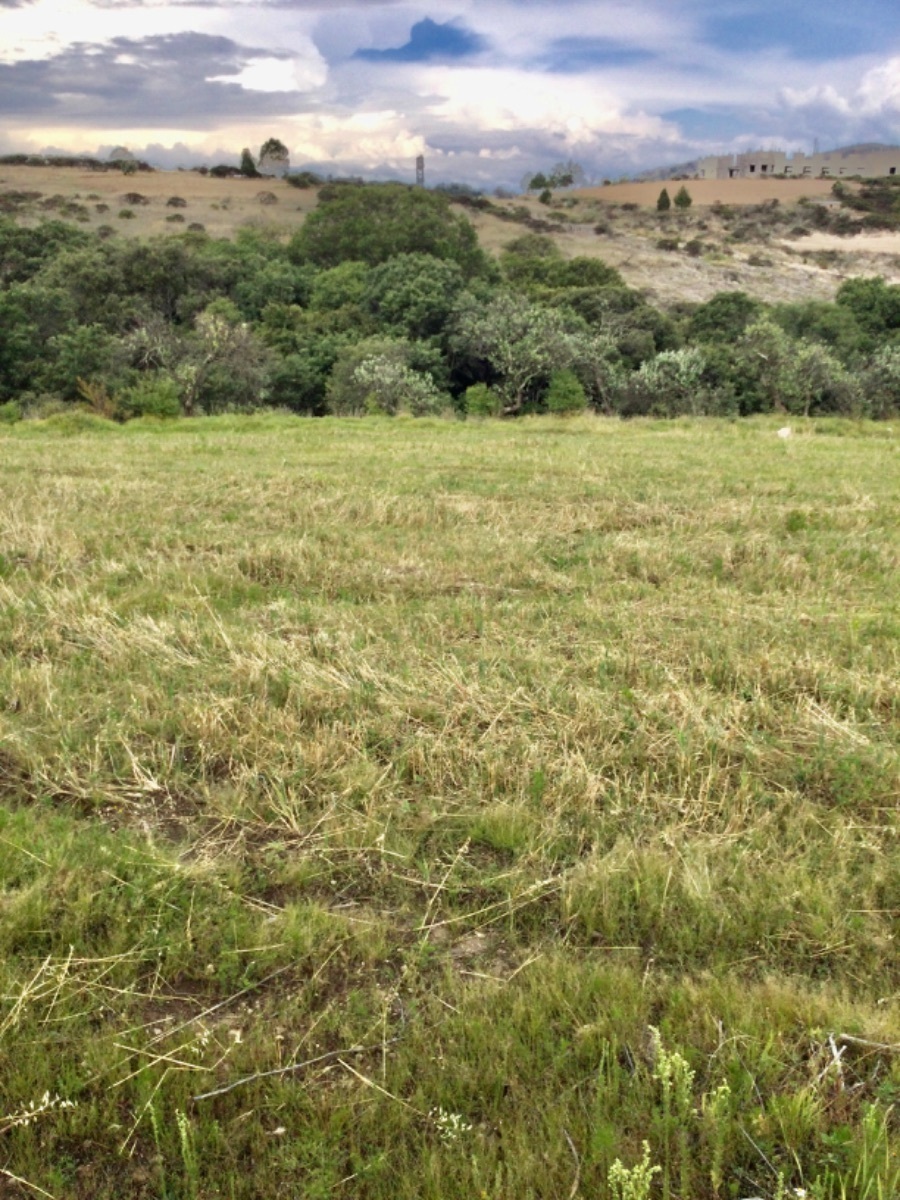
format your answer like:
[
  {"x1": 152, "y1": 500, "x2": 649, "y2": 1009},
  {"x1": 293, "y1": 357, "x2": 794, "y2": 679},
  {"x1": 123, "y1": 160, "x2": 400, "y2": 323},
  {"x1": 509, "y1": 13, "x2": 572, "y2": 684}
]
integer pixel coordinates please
[
  {"x1": 116, "y1": 376, "x2": 181, "y2": 419},
  {"x1": 353, "y1": 356, "x2": 446, "y2": 416},
  {"x1": 689, "y1": 291, "x2": 761, "y2": 344},
  {"x1": 656, "y1": 188, "x2": 671, "y2": 212},
  {"x1": 618, "y1": 348, "x2": 707, "y2": 417},
  {"x1": 545, "y1": 368, "x2": 587, "y2": 413},
  {"x1": 285, "y1": 171, "x2": 324, "y2": 189},
  {"x1": 463, "y1": 382, "x2": 499, "y2": 417},
  {"x1": 859, "y1": 344, "x2": 900, "y2": 417}
]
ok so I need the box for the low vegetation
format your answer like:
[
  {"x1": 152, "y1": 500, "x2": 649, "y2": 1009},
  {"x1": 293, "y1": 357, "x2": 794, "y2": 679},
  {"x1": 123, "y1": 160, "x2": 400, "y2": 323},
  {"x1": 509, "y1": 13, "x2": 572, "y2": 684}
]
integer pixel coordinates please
[
  {"x1": 1, "y1": 179, "x2": 899, "y2": 423},
  {"x1": 0, "y1": 414, "x2": 897, "y2": 1199}
]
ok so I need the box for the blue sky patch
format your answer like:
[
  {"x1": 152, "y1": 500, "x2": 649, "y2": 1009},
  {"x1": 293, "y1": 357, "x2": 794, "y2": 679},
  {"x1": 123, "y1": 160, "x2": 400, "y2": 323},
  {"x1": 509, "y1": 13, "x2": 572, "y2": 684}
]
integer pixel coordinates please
[
  {"x1": 663, "y1": 107, "x2": 751, "y2": 142},
  {"x1": 354, "y1": 18, "x2": 487, "y2": 64},
  {"x1": 538, "y1": 37, "x2": 655, "y2": 73},
  {"x1": 705, "y1": 7, "x2": 896, "y2": 61}
]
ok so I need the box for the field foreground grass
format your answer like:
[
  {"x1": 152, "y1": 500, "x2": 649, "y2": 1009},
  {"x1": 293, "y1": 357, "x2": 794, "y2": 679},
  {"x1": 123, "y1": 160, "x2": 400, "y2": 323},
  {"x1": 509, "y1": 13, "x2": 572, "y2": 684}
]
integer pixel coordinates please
[{"x1": 0, "y1": 414, "x2": 897, "y2": 1200}]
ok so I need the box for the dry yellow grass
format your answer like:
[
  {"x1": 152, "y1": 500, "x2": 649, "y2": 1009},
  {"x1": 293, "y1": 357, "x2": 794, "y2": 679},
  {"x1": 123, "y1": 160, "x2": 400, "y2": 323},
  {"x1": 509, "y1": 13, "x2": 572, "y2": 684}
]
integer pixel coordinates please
[
  {"x1": 0, "y1": 163, "x2": 319, "y2": 238},
  {"x1": 576, "y1": 177, "x2": 843, "y2": 207}
]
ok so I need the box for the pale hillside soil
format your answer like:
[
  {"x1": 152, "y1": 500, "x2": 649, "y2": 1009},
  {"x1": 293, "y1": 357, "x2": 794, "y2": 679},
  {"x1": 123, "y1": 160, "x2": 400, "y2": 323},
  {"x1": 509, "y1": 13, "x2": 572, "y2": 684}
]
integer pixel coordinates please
[
  {"x1": 467, "y1": 205, "x2": 878, "y2": 305},
  {"x1": 0, "y1": 164, "x2": 319, "y2": 239},
  {"x1": 577, "y1": 177, "x2": 842, "y2": 207}
]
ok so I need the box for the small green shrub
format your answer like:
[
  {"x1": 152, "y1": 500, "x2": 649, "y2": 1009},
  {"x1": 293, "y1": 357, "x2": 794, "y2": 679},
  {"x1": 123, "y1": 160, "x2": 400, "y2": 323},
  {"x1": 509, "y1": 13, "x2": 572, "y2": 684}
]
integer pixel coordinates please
[
  {"x1": 118, "y1": 208, "x2": 135, "y2": 220},
  {"x1": 0, "y1": 399, "x2": 22, "y2": 424},
  {"x1": 656, "y1": 237, "x2": 679, "y2": 251},
  {"x1": 464, "y1": 382, "x2": 500, "y2": 417},
  {"x1": 545, "y1": 368, "x2": 587, "y2": 414},
  {"x1": 674, "y1": 185, "x2": 693, "y2": 209},
  {"x1": 117, "y1": 377, "x2": 182, "y2": 419}
]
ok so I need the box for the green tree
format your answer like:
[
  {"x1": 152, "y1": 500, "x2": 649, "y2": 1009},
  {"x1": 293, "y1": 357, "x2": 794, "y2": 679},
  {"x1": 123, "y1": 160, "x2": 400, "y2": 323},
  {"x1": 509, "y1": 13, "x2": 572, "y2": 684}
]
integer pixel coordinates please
[
  {"x1": 836, "y1": 275, "x2": 900, "y2": 341},
  {"x1": 308, "y1": 261, "x2": 371, "y2": 312},
  {"x1": 363, "y1": 253, "x2": 465, "y2": 341},
  {"x1": 771, "y1": 299, "x2": 865, "y2": 361},
  {"x1": 352, "y1": 356, "x2": 445, "y2": 415},
  {"x1": 657, "y1": 188, "x2": 671, "y2": 213},
  {"x1": 326, "y1": 337, "x2": 434, "y2": 415},
  {"x1": 40, "y1": 324, "x2": 115, "y2": 400},
  {"x1": 239, "y1": 148, "x2": 259, "y2": 178},
  {"x1": 289, "y1": 184, "x2": 489, "y2": 275},
  {"x1": 259, "y1": 137, "x2": 289, "y2": 160},
  {"x1": 451, "y1": 293, "x2": 582, "y2": 414},
  {"x1": 619, "y1": 348, "x2": 707, "y2": 417},
  {"x1": 860, "y1": 345, "x2": 900, "y2": 417},
  {"x1": 673, "y1": 186, "x2": 693, "y2": 210},
  {"x1": 688, "y1": 291, "x2": 761, "y2": 344}
]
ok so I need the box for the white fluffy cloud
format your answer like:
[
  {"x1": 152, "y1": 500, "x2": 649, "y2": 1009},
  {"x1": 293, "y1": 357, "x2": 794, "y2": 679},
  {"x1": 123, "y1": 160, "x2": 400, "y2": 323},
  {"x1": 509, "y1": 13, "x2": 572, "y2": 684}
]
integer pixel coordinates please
[{"x1": 1, "y1": 0, "x2": 899, "y2": 183}]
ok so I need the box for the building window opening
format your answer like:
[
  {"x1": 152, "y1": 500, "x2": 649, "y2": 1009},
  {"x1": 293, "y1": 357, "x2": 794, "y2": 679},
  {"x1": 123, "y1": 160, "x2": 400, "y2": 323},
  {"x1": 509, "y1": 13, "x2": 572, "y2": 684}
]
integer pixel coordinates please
[
  {"x1": 891, "y1": 167, "x2": 897, "y2": 175},
  {"x1": 749, "y1": 164, "x2": 756, "y2": 173}
]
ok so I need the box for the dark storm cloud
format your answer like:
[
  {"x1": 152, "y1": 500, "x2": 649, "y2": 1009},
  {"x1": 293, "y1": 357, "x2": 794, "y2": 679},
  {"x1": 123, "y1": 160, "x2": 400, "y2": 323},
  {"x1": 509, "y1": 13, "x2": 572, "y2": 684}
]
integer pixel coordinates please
[
  {"x1": 354, "y1": 18, "x2": 487, "y2": 63},
  {"x1": 0, "y1": 31, "x2": 314, "y2": 126}
]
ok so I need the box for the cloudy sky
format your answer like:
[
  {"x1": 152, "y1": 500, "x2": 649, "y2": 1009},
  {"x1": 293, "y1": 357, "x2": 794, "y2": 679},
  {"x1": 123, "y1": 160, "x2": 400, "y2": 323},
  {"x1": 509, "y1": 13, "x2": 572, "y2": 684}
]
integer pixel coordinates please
[{"x1": 2, "y1": 0, "x2": 900, "y2": 185}]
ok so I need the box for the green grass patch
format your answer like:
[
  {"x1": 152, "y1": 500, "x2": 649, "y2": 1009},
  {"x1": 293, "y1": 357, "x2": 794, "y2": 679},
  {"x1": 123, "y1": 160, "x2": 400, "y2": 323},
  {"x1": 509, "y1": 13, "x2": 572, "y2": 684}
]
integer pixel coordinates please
[{"x1": 0, "y1": 414, "x2": 897, "y2": 1198}]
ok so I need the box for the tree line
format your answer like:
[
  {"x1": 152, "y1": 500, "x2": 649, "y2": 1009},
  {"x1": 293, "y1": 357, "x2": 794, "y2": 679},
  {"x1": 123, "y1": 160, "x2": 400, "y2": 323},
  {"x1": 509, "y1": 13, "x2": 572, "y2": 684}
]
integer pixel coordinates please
[{"x1": 1, "y1": 181, "x2": 899, "y2": 423}]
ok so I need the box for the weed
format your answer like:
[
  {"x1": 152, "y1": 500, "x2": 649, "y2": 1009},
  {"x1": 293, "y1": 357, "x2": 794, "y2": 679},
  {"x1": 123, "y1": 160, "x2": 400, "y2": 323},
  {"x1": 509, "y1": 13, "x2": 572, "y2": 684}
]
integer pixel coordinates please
[{"x1": 609, "y1": 1142, "x2": 661, "y2": 1200}]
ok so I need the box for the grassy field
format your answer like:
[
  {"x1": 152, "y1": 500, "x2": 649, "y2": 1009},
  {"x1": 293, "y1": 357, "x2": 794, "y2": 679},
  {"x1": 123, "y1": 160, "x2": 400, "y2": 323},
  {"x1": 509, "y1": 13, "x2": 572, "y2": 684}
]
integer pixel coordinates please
[{"x1": 0, "y1": 413, "x2": 898, "y2": 1200}]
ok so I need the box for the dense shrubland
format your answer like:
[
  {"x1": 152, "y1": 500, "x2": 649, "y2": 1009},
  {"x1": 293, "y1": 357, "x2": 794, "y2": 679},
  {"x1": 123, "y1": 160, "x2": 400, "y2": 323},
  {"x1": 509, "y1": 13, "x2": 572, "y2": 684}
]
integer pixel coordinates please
[{"x1": 2, "y1": 181, "x2": 899, "y2": 422}]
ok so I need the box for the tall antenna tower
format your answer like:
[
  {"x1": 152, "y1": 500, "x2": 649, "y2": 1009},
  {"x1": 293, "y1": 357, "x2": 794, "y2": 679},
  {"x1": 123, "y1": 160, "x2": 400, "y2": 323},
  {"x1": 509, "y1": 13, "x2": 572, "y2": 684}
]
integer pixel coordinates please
[{"x1": 416, "y1": 154, "x2": 425, "y2": 187}]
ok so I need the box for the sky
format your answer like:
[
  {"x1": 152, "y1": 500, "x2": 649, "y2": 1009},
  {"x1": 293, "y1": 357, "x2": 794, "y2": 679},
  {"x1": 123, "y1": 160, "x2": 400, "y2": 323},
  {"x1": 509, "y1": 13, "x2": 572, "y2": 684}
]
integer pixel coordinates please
[{"x1": 2, "y1": 0, "x2": 900, "y2": 187}]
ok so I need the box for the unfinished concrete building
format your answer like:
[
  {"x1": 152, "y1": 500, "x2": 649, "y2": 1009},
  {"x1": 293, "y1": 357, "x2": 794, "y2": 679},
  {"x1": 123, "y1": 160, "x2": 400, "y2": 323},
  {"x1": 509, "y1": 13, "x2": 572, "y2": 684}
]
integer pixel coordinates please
[{"x1": 698, "y1": 147, "x2": 900, "y2": 181}]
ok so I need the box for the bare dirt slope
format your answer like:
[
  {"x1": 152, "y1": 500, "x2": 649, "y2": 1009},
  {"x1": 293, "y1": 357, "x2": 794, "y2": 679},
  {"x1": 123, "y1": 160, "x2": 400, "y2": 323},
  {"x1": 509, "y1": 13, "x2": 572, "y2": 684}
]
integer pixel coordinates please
[{"x1": 577, "y1": 177, "x2": 841, "y2": 207}]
